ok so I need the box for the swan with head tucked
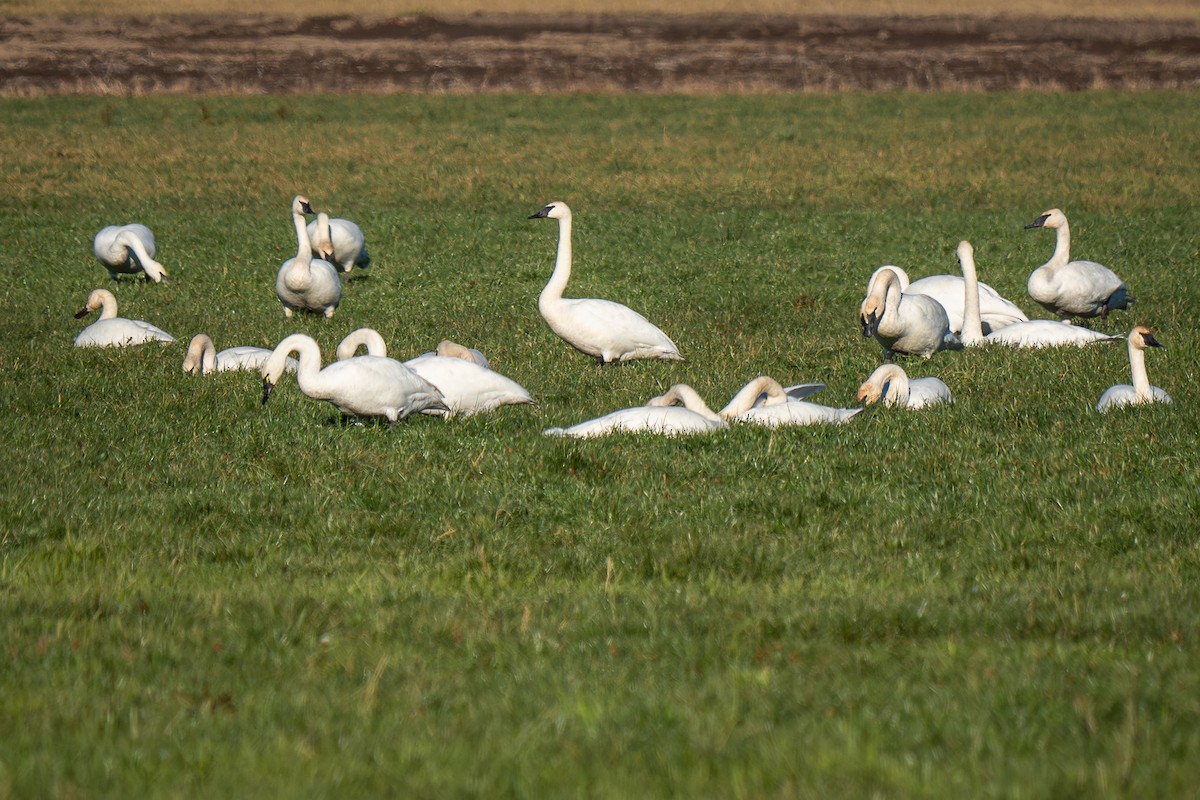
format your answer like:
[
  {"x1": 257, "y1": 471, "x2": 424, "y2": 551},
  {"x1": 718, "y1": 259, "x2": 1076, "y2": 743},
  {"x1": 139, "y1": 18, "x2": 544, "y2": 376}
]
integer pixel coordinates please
[
  {"x1": 307, "y1": 212, "x2": 370, "y2": 274},
  {"x1": 957, "y1": 240, "x2": 1120, "y2": 349},
  {"x1": 860, "y1": 267, "x2": 961, "y2": 360},
  {"x1": 1025, "y1": 208, "x2": 1132, "y2": 319},
  {"x1": 544, "y1": 384, "x2": 725, "y2": 438},
  {"x1": 856, "y1": 364, "x2": 951, "y2": 409},
  {"x1": 182, "y1": 333, "x2": 297, "y2": 375},
  {"x1": 1096, "y1": 326, "x2": 1171, "y2": 412},
  {"x1": 261, "y1": 333, "x2": 445, "y2": 424},
  {"x1": 529, "y1": 201, "x2": 684, "y2": 366},
  {"x1": 276, "y1": 196, "x2": 342, "y2": 318},
  {"x1": 73, "y1": 289, "x2": 174, "y2": 348},
  {"x1": 719, "y1": 375, "x2": 861, "y2": 426},
  {"x1": 93, "y1": 224, "x2": 168, "y2": 283}
]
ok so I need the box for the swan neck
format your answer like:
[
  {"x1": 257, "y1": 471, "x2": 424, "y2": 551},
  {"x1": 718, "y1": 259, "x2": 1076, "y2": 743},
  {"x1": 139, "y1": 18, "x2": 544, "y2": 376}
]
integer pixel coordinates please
[
  {"x1": 97, "y1": 292, "x2": 119, "y2": 320},
  {"x1": 882, "y1": 366, "x2": 910, "y2": 405},
  {"x1": 1048, "y1": 221, "x2": 1071, "y2": 269},
  {"x1": 268, "y1": 335, "x2": 322, "y2": 389},
  {"x1": 959, "y1": 248, "x2": 985, "y2": 345},
  {"x1": 718, "y1": 376, "x2": 783, "y2": 417},
  {"x1": 1129, "y1": 338, "x2": 1152, "y2": 400},
  {"x1": 293, "y1": 207, "x2": 314, "y2": 264},
  {"x1": 540, "y1": 215, "x2": 572, "y2": 304},
  {"x1": 670, "y1": 385, "x2": 721, "y2": 421}
]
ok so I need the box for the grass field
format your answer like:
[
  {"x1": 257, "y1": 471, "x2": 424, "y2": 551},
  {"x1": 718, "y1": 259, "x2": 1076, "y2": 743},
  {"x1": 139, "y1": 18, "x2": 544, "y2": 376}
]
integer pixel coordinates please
[{"x1": 2, "y1": 91, "x2": 1199, "y2": 796}]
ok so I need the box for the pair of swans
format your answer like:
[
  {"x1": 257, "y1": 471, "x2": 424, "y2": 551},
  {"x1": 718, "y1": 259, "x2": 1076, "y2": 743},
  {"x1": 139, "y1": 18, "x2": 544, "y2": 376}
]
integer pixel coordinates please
[
  {"x1": 530, "y1": 202, "x2": 684, "y2": 366},
  {"x1": 276, "y1": 196, "x2": 342, "y2": 318},
  {"x1": 73, "y1": 289, "x2": 174, "y2": 348},
  {"x1": 856, "y1": 364, "x2": 952, "y2": 409},
  {"x1": 859, "y1": 267, "x2": 962, "y2": 360},
  {"x1": 333, "y1": 329, "x2": 533, "y2": 417},
  {"x1": 307, "y1": 212, "x2": 370, "y2": 274},
  {"x1": 94, "y1": 224, "x2": 168, "y2": 283},
  {"x1": 1025, "y1": 208, "x2": 1133, "y2": 319},
  {"x1": 1096, "y1": 326, "x2": 1171, "y2": 412},
  {"x1": 182, "y1": 333, "x2": 297, "y2": 375}
]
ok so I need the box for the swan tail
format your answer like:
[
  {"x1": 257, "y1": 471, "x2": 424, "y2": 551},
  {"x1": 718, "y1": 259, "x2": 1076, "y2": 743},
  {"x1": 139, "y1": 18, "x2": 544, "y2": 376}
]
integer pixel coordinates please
[{"x1": 543, "y1": 427, "x2": 567, "y2": 437}]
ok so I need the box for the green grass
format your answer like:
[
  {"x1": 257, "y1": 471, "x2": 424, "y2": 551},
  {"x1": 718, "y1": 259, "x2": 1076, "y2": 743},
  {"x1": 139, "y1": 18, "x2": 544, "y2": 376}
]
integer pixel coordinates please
[{"x1": 2, "y1": 92, "x2": 1199, "y2": 797}]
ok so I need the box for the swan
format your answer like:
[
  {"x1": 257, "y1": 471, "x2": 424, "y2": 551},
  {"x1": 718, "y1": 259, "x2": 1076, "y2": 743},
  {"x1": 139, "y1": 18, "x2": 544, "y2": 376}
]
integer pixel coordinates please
[
  {"x1": 1025, "y1": 208, "x2": 1133, "y2": 319},
  {"x1": 433, "y1": 339, "x2": 490, "y2": 369},
  {"x1": 719, "y1": 375, "x2": 862, "y2": 426},
  {"x1": 73, "y1": 289, "x2": 174, "y2": 348},
  {"x1": 261, "y1": 333, "x2": 445, "y2": 424},
  {"x1": 957, "y1": 241, "x2": 1120, "y2": 349},
  {"x1": 182, "y1": 333, "x2": 297, "y2": 375},
  {"x1": 275, "y1": 195, "x2": 342, "y2": 318},
  {"x1": 1096, "y1": 326, "x2": 1171, "y2": 412},
  {"x1": 307, "y1": 212, "x2": 370, "y2": 274},
  {"x1": 544, "y1": 384, "x2": 726, "y2": 438},
  {"x1": 93, "y1": 224, "x2": 168, "y2": 283},
  {"x1": 529, "y1": 201, "x2": 684, "y2": 365},
  {"x1": 889, "y1": 250, "x2": 1028, "y2": 334},
  {"x1": 860, "y1": 267, "x2": 961, "y2": 359},
  {"x1": 335, "y1": 327, "x2": 388, "y2": 360},
  {"x1": 856, "y1": 364, "x2": 952, "y2": 409}
]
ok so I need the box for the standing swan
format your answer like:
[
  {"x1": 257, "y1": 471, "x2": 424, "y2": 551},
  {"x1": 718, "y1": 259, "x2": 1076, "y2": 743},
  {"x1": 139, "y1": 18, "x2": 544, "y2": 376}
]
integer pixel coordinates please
[
  {"x1": 261, "y1": 333, "x2": 445, "y2": 425},
  {"x1": 958, "y1": 241, "x2": 1120, "y2": 348},
  {"x1": 275, "y1": 196, "x2": 342, "y2": 318},
  {"x1": 856, "y1": 364, "x2": 952, "y2": 409},
  {"x1": 719, "y1": 375, "x2": 861, "y2": 426},
  {"x1": 73, "y1": 289, "x2": 174, "y2": 348},
  {"x1": 544, "y1": 384, "x2": 725, "y2": 438},
  {"x1": 860, "y1": 267, "x2": 961, "y2": 360},
  {"x1": 182, "y1": 333, "x2": 297, "y2": 375},
  {"x1": 307, "y1": 212, "x2": 370, "y2": 274},
  {"x1": 529, "y1": 201, "x2": 684, "y2": 365},
  {"x1": 1096, "y1": 326, "x2": 1171, "y2": 412},
  {"x1": 93, "y1": 224, "x2": 168, "y2": 283},
  {"x1": 1025, "y1": 208, "x2": 1132, "y2": 318}
]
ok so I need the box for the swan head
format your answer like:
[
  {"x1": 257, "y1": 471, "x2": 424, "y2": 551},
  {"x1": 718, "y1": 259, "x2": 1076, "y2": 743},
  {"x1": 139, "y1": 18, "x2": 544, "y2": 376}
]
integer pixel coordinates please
[
  {"x1": 141, "y1": 258, "x2": 168, "y2": 283},
  {"x1": 856, "y1": 364, "x2": 907, "y2": 406},
  {"x1": 956, "y1": 240, "x2": 974, "y2": 262},
  {"x1": 74, "y1": 288, "x2": 115, "y2": 319},
  {"x1": 1025, "y1": 208, "x2": 1065, "y2": 230},
  {"x1": 292, "y1": 195, "x2": 315, "y2": 216},
  {"x1": 1131, "y1": 325, "x2": 1164, "y2": 350},
  {"x1": 262, "y1": 376, "x2": 274, "y2": 405},
  {"x1": 859, "y1": 297, "x2": 881, "y2": 337},
  {"x1": 529, "y1": 201, "x2": 571, "y2": 221}
]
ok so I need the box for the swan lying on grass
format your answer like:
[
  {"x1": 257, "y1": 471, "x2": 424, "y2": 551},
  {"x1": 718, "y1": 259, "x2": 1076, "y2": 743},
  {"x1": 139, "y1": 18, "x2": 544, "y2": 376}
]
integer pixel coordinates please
[
  {"x1": 856, "y1": 364, "x2": 951, "y2": 409},
  {"x1": 73, "y1": 288, "x2": 174, "y2": 348},
  {"x1": 868, "y1": 259, "x2": 1026, "y2": 336},
  {"x1": 182, "y1": 333, "x2": 297, "y2": 375},
  {"x1": 1096, "y1": 326, "x2": 1171, "y2": 412},
  {"x1": 544, "y1": 384, "x2": 725, "y2": 438},
  {"x1": 719, "y1": 375, "x2": 861, "y2": 426},
  {"x1": 93, "y1": 224, "x2": 168, "y2": 283}
]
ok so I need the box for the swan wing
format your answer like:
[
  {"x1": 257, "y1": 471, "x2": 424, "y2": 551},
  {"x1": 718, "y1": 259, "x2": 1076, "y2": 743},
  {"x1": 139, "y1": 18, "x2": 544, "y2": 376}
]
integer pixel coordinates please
[
  {"x1": 404, "y1": 356, "x2": 533, "y2": 416},
  {"x1": 553, "y1": 298, "x2": 680, "y2": 361},
  {"x1": 985, "y1": 320, "x2": 1119, "y2": 349},
  {"x1": 784, "y1": 383, "x2": 826, "y2": 401},
  {"x1": 546, "y1": 406, "x2": 720, "y2": 438},
  {"x1": 734, "y1": 401, "x2": 861, "y2": 427}
]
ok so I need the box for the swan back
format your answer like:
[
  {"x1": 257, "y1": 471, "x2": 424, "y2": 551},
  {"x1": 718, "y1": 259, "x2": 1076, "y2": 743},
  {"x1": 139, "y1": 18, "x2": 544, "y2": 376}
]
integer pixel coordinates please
[
  {"x1": 435, "y1": 339, "x2": 491, "y2": 369},
  {"x1": 403, "y1": 354, "x2": 534, "y2": 416}
]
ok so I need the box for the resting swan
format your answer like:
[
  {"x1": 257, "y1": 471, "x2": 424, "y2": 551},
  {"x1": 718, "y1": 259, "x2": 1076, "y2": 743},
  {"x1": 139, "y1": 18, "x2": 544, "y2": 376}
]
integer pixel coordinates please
[
  {"x1": 860, "y1": 267, "x2": 961, "y2": 359},
  {"x1": 261, "y1": 333, "x2": 445, "y2": 424},
  {"x1": 307, "y1": 212, "x2": 370, "y2": 274},
  {"x1": 957, "y1": 241, "x2": 1120, "y2": 348},
  {"x1": 856, "y1": 364, "x2": 951, "y2": 409},
  {"x1": 73, "y1": 289, "x2": 174, "y2": 348},
  {"x1": 182, "y1": 333, "x2": 297, "y2": 375},
  {"x1": 529, "y1": 201, "x2": 683, "y2": 365},
  {"x1": 275, "y1": 196, "x2": 342, "y2": 318},
  {"x1": 1096, "y1": 326, "x2": 1171, "y2": 412},
  {"x1": 544, "y1": 384, "x2": 725, "y2": 438},
  {"x1": 1025, "y1": 208, "x2": 1132, "y2": 318},
  {"x1": 93, "y1": 224, "x2": 168, "y2": 283},
  {"x1": 719, "y1": 375, "x2": 861, "y2": 426}
]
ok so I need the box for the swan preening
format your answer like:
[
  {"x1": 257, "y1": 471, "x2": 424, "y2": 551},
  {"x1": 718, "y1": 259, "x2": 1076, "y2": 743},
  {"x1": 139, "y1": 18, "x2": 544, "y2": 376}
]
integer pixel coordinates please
[
  {"x1": 93, "y1": 224, "x2": 168, "y2": 283},
  {"x1": 276, "y1": 195, "x2": 342, "y2": 318},
  {"x1": 530, "y1": 201, "x2": 684, "y2": 366},
  {"x1": 856, "y1": 364, "x2": 952, "y2": 409},
  {"x1": 719, "y1": 376, "x2": 861, "y2": 426},
  {"x1": 182, "y1": 333, "x2": 297, "y2": 375},
  {"x1": 261, "y1": 333, "x2": 445, "y2": 424},
  {"x1": 544, "y1": 384, "x2": 726, "y2": 438},
  {"x1": 860, "y1": 267, "x2": 961, "y2": 359},
  {"x1": 1025, "y1": 208, "x2": 1133, "y2": 319},
  {"x1": 73, "y1": 289, "x2": 174, "y2": 348},
  {"x1": 307, "y1": 212, "x2": 370, "y2": 274},
  {"x1": 1096, "y1": 326, "x2": 1171, "y2": 412}
]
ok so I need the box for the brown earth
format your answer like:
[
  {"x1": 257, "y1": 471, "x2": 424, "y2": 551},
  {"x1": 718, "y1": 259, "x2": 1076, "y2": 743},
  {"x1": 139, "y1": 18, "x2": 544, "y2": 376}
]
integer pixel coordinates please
[{"x1": 2, "y1": 13, "x2": 1199, "y2": 95}]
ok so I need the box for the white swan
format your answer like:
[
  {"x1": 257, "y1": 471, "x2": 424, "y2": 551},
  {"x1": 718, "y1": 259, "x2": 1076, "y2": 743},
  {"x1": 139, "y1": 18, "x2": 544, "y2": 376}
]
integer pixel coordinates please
[
  {"x1": 958, "y1": 241, "x2": 1120, "y2": 349},
  {"x1": 1096, "y1": 326, "x2": 1171, "y2": 412},
  {"x1": 544, "y1": 384, "x2": 726, "y2": 438},
  {"x1": 93, "y1": 224, "x2": 168, "y2": 283},
  {"x1": 856, "y1": 364, "x2": 952, "y2": 409},
  {"x1": 275, "y1": 196, "x2": 342, "y2": 318},
  {"x1": 335, "y1": 327, "x2": 388, "y2": 360},
  {"x1": 432, "y1": 339, "x2": 490, "y2": 369},
  {"x1": 182, "y1": 333, "x2": 297, "y2": 375},
  {"x1": 73, "y1": 289, "x2": 174, "y2": 348},
  {"x1": 1025, "y1": 208, "x2": 1133, "y2": 319},
  {"x1": 860, "y1": 267, "x2": 961, "y2": 359},
  {"x1": 719, "y1": 375, "x2": 861, "y2": 426},
  {"x1": 261, "y1": 333, "x2": 445, "y2": 424},
  {"x1": 529, "y1": 201, "x2": 684, "y2": 365},
  {"x1": 892, "y1": 250, "x2": 1029, "y2": 334},
  {"x1": 307, "y1": 212, "x2": 370, "y2": 274}
]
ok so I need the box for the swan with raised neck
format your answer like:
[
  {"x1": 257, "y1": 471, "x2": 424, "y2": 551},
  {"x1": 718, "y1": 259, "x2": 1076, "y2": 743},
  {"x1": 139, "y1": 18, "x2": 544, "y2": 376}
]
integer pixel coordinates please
[
  {"x1": 1024, "y1": 207, "x2": 1132, "y2": 318},
  {"x1": 275, "y1": 195, "x2": 342, "y2": 318},
  {"x1": 73, "y1": 288, "x2": 174, "y2": 348},
  {"x1": 1096, "y1": 326, "x2": 1171, "y2": 411}
]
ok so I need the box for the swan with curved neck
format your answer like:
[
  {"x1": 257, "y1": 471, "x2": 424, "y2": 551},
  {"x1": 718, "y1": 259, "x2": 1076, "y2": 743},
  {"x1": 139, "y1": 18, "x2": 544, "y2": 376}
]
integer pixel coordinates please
[
  {"x1": 93, "y1": 224, "x2": 168, "y2": 283},
  {"x1": 529, "y1": 201, "x2": 684, "y2": 366},
  {"x1": 958, "y1": 241, "x2": 1120, "y2": 348},
  {"x1": 275, "y1": 195, "x2": 342, "y2": 318},
  {"x1": 860, "y1": 267, "x2": 960, "y2": 360},
  {"x1": 1096, "y1": 326, "x2": 1171, "y2": 412},
  {"x1": 1025, "y1": 208, "x2": 1132, "y2": 318},
  {"x1": 435, "y1": 339, "x2": 490, "y2": 368},
  {"x1": 261, "y1": 333, "x2": 444, "y2": 424},
  {"x1": 719, "y1": 375, "x2": 861, "y2": 426},
  {"x1": 869, "y1": 260, "x2": 1026, "y2": 335},
  {"x1": 182, "y1": 333, "x2": 297, "y2": 375},
  {"x1": 856, "y1": 364, "x2": 951, "y2": 409},
  {"x1": 73, "y1": 288, "x2": 174, "y2": 348},
  {"x1": 544, "y1": 384, "x2": 725, "y2": 438},
  {"x1": 307, "y1": 211, "x2": 370, "y2": 274},
  {"x1": 335, "y1": 328, "x2": 388, "y2": 360}
]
